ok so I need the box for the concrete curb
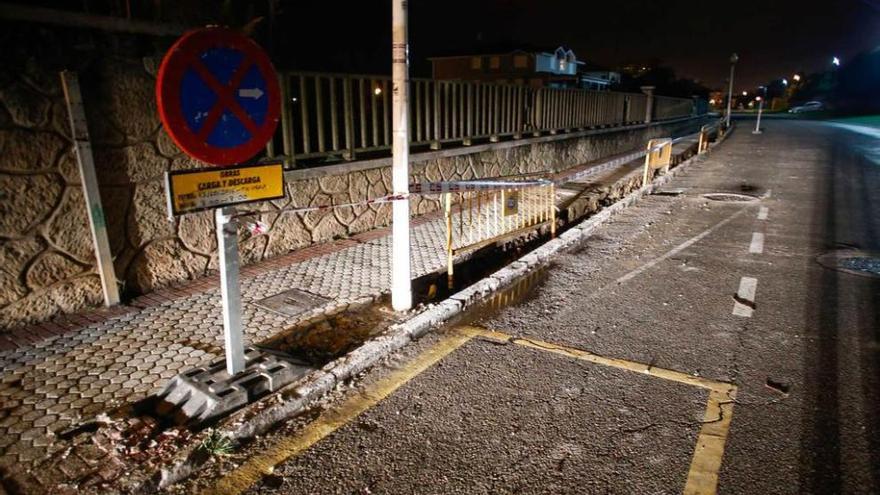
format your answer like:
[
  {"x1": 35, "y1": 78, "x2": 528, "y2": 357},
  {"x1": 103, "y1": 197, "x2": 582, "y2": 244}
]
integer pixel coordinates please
[{"x1": 141, "y1": 123, "x2": 732, "y2": 493}]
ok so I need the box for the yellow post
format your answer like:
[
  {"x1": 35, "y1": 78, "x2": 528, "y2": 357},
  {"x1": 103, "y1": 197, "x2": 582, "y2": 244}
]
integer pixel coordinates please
[
  {"x1": 445, "y1": 192, "x2": 453, "y2": 289},
  {"x1": 550, "y1": 183, "x2": 556, "y2": 237}
]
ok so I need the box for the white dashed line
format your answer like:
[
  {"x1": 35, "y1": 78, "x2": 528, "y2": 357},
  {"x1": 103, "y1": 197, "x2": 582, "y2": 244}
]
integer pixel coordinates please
[
  {"x1": 749, "y1": 232, "x2": 764, "y2": 254},
  {"x1": 732, "y1": 277, "x2": 758, "y2": 317},
  {"x1": 757, "y1": 206, "x2": 768, "y2": 220}
]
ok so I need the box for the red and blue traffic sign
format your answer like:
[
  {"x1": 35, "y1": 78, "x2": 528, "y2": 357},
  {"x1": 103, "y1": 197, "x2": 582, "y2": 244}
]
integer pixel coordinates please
[{"x1": 156, "y1": 28, "x2": 281, "y2": 166}]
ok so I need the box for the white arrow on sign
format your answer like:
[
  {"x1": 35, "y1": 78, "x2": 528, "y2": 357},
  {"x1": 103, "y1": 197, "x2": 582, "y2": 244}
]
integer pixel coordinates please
[{"x1": 238, "y1": 88, "x2": 264, "y2": 99}]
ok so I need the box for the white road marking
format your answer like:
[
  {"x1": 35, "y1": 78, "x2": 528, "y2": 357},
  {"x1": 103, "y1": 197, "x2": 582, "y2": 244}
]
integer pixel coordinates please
[
  {"x1": 732, "y1": 277, "x2": 758, "y2": 317},
  {"x1": 757, "y1": 206, "x2": 768, "y2": 220},
  {"x1": 615, "y1": 206, "x2": 752, "y2": 284},
  {"x1": 749, "y1": 232, "x2": 764, "y2": 254}
]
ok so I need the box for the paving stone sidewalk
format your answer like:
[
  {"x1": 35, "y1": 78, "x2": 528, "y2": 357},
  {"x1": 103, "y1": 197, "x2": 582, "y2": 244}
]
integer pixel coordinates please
[{"x1": 0, "y1": 133, "x2": 702, "y2": 492}]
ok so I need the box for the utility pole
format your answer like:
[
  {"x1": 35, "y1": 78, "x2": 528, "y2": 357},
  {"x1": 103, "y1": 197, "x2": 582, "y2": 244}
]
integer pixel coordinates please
[
  {"x1": 725, "y1": 53, "x2": 738, "y2": 128},
  {"x1": 390, "y1": 0, "x2": 412, "y2": 311}
]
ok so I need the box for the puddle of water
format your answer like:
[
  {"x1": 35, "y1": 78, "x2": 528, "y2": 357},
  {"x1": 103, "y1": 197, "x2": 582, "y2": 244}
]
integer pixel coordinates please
[
  {"x1": 263, "y1": 301, "x2": 398, "y2": 366},
  {"x1": 450, "y1": 265, "x2": 552, "y2": 328}
]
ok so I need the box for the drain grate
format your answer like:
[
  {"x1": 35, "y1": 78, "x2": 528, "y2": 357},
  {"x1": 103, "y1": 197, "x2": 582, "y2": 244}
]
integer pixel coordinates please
[
  {"x1": 254, "y1": 288, "x2": 331, "y2": 317},
  {"x1": 816, "y1": 250, "x2": 880, "y2": 279},
  {"x1": 702, "y1": 193, "x2": 758, "y2": 202}
]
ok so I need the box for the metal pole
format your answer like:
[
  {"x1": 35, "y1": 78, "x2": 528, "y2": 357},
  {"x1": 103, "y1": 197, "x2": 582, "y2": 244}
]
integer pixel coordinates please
[
  {"x1": 60, "y1": 71, "x2": 120, "y2": 308},
  {"x1": 753, "y1": 88, "x2": 765, "y2": 134},
  {"x1": 725, "y1": 53, "x2": 738, "y2": 128},
  {"x1": 753, "y1": 99, "x2": 764, "y2": 134},
  {"x1": 391, "y1": 0, "x2": 412, "y2": 311},
  {"x1": 215, "y1": 207, "x2": 245, "y2": 375}
]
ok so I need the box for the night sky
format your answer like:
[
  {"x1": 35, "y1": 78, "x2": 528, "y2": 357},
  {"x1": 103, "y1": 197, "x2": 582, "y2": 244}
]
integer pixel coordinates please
[{"x1": 278, "y1": 0, "x2": 880, "y2": 90}]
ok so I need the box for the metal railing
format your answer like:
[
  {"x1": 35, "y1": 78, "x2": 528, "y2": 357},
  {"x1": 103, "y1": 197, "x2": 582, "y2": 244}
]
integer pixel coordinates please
[
  {"x1": 269, "y1": 71, "x2": 699, "y2": 167},
  {"x1": 443, "y1": 182, "x2": 555, "y2": 288}
]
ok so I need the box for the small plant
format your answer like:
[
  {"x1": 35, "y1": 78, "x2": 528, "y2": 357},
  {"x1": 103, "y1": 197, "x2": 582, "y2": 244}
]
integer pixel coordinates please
[{"x1": 199, "y1": 429, "x2": 236, "y2": 456}]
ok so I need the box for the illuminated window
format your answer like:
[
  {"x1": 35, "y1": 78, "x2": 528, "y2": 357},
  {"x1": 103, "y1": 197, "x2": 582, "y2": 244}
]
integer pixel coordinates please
[
  {"x1": 489, "y1": 56, "x2": 500, "y2": 69},
  {"x1": 470, "y1": 57, "x2": 482, "y2": 70},
  {"x1": 513, "y1": 55, "x2": 528, "y2": 68}
]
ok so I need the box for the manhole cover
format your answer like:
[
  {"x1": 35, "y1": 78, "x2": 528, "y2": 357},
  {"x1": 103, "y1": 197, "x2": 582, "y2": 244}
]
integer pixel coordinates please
[
  {"x1": 254, "y1": 288, "x2": 331, "y2": 317},
  {"x1": 702, "y1": 193, "x2": 758, "y2": 202},
  {"x1": 816, "y1": 250, "x2": 880, "y2": 278}
]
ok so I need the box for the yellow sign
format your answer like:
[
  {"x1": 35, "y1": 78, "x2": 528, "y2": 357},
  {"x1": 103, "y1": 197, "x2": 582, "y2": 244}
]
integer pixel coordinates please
[
  {"x1": 165, "y1": 163, "x2": 285, "y2": 216},
  {"x1": 503, "y1": 190, "x2": 519, "y2": 216}
]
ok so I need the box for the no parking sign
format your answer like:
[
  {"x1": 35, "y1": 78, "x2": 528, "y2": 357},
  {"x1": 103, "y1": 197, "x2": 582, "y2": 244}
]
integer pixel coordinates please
[
  {"x1": 155, "y1": 28, "x2": 284, "y2": 376},
  {"x1": 156, "y1": 27, "x2": 281, "y2": 166}
]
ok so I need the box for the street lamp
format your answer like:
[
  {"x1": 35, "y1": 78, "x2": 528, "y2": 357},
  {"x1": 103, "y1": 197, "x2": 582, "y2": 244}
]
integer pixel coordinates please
[
  {"x1": 725, "y1": 53, "x2": 738, "y2": 127},
  {"x1": 832, "y1": 56, "x2": 841, "y2": 67},
  {"x1": 782, "y1": 78, "x2": 788, "y2": 86},
  {"x1": 793, "y1": 74, "x2": 801, "y2": 82}
]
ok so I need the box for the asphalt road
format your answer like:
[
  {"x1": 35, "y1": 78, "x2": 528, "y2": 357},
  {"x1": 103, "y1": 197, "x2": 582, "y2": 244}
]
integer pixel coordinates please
[{"x1": 196, "y1": 120, "x2": 880, "y2": 495}]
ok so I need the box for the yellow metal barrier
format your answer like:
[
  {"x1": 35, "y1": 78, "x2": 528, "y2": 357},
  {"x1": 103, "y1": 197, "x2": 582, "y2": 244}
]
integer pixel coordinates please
[
  {"x1": 642, "y1": 138, "x2": 672, "y2": 186},
  {"x1": 444, "y1": 183, "x2": 555, "y2": 288},
  {"x1": 698, "y1": 125, "x2": 710, "y2": 154}
]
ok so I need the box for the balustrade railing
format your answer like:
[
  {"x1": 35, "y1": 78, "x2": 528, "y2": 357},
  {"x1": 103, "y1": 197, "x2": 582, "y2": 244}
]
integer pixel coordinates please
[{"x1": 268, "y1": 71, "x2": 700, "y2": 167}]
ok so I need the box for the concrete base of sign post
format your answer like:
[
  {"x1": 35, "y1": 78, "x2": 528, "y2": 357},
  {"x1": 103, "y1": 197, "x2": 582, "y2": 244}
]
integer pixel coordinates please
[
  {"x1": 140, "y1": 124, "x2": 734, "y2": 493},
  {"x1": 154, "y1": 347, "x2": 313, "y2": 426}
]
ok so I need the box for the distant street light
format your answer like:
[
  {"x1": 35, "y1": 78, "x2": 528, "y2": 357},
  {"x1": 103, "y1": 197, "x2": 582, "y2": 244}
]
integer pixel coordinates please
[
  {"x1": 832, "y1": 56, "x2": 841, "y2": 67},
  {"x1": 374, "y1": 87, "x2": 383, "y2": 96},
  {"x1": 742, "y1": 91, "x2": 748, "y2": 96},
  {"x1": 793, "y1": 74, "x2": 801, "y2": 82},
  {"x1": 725, "y1": 53, "x2": 738, "y2": 127},
  {"x1": 782, "y1": 78, "x2": 788, "y2": 86}
]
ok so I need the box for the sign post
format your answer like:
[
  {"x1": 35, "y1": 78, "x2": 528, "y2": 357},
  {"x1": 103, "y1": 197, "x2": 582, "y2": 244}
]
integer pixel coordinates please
[
  {"x1": 215, "y1": 207, "x2": 245, "y2": 374},
  {"x1": 61, "y1": 71, "x2": 121, "y2": 308},
  {"x1": 157, "y1": 27, "x2": 281, "y2": 376}
]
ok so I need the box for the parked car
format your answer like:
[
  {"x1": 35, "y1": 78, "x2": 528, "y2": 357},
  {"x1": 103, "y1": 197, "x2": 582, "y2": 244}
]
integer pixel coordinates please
[{"x1": 788, "y1": 101, "x2": 824, "y2": 113}]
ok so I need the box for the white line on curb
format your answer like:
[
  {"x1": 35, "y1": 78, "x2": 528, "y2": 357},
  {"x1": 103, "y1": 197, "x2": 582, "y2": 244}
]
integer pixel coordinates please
[
  {"x1": 749, "y1": 232, "x2": 764, "y2": 254},
  {"x1": 757, "y1": 206, "x2": 768, "y2": 220},
  {"x1": 732, "y1": 277, "x2": 757, "y2": 317}
]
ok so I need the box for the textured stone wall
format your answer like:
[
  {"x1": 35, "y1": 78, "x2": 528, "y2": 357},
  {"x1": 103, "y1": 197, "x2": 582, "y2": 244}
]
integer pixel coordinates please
[{"x1": 0, "y1": 26, "x2": 704, "y2": 329}]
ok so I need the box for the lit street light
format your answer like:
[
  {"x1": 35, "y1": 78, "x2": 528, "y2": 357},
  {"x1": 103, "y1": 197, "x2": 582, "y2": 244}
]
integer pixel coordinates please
[
  {"x1": 832, "y1": 56, "x2": 841, "y2": 67},
  {"x1": 793, "y1": 74, "x2": 801, "y2": 82},
  {"x1": 742, "y1": 91, "x2": 748, "y2": 96},
  {"x1": 725, "y1": 53, "x2": 738, "y2": 127},
  {"x1": 782, "y1": 78, "x2": 788, "y2": 86}
]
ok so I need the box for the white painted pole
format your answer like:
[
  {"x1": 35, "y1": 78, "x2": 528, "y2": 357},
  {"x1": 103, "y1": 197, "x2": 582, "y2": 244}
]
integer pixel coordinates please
[
  {"x1": 215, "y1": 207, "x2": 245, "y2": 375},
  {"x1": 725, "y1": 53, "x2": 738, "y2": 128},
  {"x1": 390, "y1": 0, "x2": 412, "y2": 311},
  {"x1": 753, "y1": 98, "x2": 764, "y2": 134},
  {"x1": 60, "y1": 71, "x2": 120, "y2": 307}
]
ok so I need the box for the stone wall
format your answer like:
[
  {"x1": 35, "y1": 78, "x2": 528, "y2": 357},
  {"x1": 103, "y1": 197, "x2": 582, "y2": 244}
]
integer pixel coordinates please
[{"x1": 0, "y1": 25, "x2": 706, "y2": 330}]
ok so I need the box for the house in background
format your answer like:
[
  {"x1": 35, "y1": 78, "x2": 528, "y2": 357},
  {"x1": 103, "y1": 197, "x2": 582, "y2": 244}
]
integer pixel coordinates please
[
  {"x1": 579, "y1": 70, "x2": 621, "y2": 90},
  {"x1": 429, "y1": 46, "x2": 589, "y2": 88}
]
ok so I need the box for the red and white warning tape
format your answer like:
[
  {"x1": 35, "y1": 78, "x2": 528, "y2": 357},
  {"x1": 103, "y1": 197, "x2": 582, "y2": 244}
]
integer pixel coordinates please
[{"x1": 234, "y1": 124, "x2": 718, "y2": 226}]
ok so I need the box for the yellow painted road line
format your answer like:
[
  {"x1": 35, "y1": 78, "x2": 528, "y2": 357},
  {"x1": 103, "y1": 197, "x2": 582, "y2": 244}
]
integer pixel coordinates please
[
  {"x1": 459, "y1": 326, "x2": 731, "y2": 392},
  {"x1": 205, "y1": 331, "x2": 475, "y2": 495},
  {"x1": 684, "y1": 387, "x2": 737, "y2": 495},
  {"x1": 460, "y1": 325, "x2": 737, "y2": 495}
]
